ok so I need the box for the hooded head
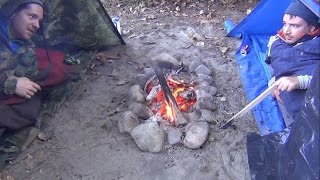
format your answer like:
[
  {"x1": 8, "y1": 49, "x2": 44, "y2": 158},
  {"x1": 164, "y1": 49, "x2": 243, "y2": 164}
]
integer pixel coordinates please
[
  {"x1": 284, "y1": 0, "x2": 319, "y2": 27},
  {"x1": 1, "y1": 0, "x2": 44, "y2": 40},
  {"x1": 1, "y1": 0, "x2": 44, "y2": 18},
  {"x1": 281, "y1": 0, "x2": 320, "y2": 44}
]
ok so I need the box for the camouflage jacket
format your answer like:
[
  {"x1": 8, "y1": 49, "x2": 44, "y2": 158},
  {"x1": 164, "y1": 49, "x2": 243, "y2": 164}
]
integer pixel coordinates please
[{"x1": 0, "y1": 14, "x2": 39, "y2": 99}]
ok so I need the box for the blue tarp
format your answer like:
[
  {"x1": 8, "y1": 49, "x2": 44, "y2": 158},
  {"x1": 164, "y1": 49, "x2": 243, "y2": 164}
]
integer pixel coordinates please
[
  {"x1": 226, "y1": 1, "x2": 319, "y2": 178},
  {"x1": 225, "y1": 0, "x2": 319, "y2": 135}
]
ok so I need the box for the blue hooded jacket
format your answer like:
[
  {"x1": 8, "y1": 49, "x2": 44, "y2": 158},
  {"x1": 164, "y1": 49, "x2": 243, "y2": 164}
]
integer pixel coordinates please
[
  {"x1": 269, "y1": 35, "x2": 320, "y2": 118},
  {"x1": 0, "y1": 12, "x2": 23, "y2": 53}
]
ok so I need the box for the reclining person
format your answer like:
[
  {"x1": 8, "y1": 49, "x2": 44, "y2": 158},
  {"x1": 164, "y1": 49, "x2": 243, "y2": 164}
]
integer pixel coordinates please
[
  {"x1": 266, "y1": 0, "x2": 320, "y2": 126},
  {"x1": 0, "y1": 0, "x2": 69, "y2": 130}
]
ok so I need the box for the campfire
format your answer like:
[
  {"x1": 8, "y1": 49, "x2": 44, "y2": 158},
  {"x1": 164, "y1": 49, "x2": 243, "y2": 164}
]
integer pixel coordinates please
[
  {"x1": 144, "y1": 70, "x2": 196, "y2": 125},
  {"x1": 118, "y1": 53, "x2": 218, "y2": 152}
]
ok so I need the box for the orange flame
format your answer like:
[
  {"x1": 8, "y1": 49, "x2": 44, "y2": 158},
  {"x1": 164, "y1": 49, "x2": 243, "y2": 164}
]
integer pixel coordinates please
[
  {"x1": 147, "y1": 75, "x2": 196, "y2": 124},
  {"x1": 164, "y1": 101, "x2": 176, "y2": 123}
]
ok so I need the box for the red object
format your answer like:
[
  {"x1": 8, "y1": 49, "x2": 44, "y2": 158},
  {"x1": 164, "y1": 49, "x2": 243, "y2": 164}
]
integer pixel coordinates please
[
  {"x1": 36, "y1": 48, "x2": 68, "y2": 87},
  {"x1": 1, "y1": 48, "x2": 69, "y2": 105}
]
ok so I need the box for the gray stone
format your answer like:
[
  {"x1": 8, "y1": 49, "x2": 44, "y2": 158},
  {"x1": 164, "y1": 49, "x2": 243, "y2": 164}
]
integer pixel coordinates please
[
  {"x1": 143, "y1": 67, "x2": 154, "y2": 76},
  {"x1": 189, "y1": 60, "x2": 202, "y2": 73},
  {"x1": 174, "y1": 112, "x2": 188, "y2": 127},
  {"x1": 195, "y1": 65, "x2": 211, "y2": 76},
  {"x1": 183, "y1": 122, "x2": 209, "y2": 149},
  {"x1": 176, "y1": 31, "x2": 193, "y2": 43},
  {"x1": 196, "y1": 97, "x2": 217, "y2": 111},
  {"x1": 130, "y1": 121, "x2": 165, "y2": 153},
  {"x1": 201, "y1": 57, "x2": 214, "y2": 69},
  {"x1": 135, "y1": 74, "x2": 148, "y2": 89},
  {"x1": 118, "y1": 111, "x2": 140, "y2": 133},
  {"x1": 185, "y1": 109, "x2": 201, "y2": 122},
  {"x1": 127, "y1": 85, "x2": 147, "y2": 104},
  {"x1": 200, "y1": 86, "x2": 217, "y2": 96},
  {"x1": 198, "y1": 109, "x2": 217, "y2": 124},
  {"x1": 128, "y1": 102, "x2": 153, "y2": 120},
  {"x1": 151, "y1": 52, "x2": 180, "y2": 68},
  {"x1": 195, "y1": 89, "x2": 214, "y2": 100},
  {"x1": 196, "y1": 74, "x2": 214, "y2": 86},
  {"x1": 167, "y1": 129, "x2": 182, "y2": 145}
]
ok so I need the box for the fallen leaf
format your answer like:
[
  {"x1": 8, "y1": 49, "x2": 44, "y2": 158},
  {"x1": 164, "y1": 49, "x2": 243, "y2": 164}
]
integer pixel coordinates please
[
  {"x1": 122, "y1": 29, "x2": 132, "y2": 35},
  {"x1": 147, "y1": 14, "x2": 156, "y2": 20},
  {"x1": 37, "y1": 132, "x2": 49, "y2": 141},
  {"x1": 128, "y1": 34, "x2": 137, "y2": 39},
  {"x1": 141, "y1": 41, "x2": 156, "y2": 45},
  {"x1": 200, "y1": 19, "x2": 210, "y2": 25},
  {"x1": 204, "y1": 35, "x2": 214, "y2": 39},
  {"x1": 116, "y1": 80, "x2": 130, "y2": 86},
  {"x1": 196, "y1": 42, "x2": 205, "y2": 47},
  {"x1": 182, "y1": 44, "x2": 192, "y2": 49},
  {"x1": 220, "y1": 47, "x2": 229, "y2": 54}
]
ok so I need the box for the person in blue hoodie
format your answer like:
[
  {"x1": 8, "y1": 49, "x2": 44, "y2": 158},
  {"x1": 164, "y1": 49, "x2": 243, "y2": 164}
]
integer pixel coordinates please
[{"x1": 266, "y1": 0, "x2": 320, "y2": 125}]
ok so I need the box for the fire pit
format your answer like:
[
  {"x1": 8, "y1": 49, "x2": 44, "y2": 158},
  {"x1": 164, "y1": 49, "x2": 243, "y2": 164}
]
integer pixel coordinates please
[
  {"x1": 118, "y1": 53, "x2": 218, "y2": 152},
  {"x1": 145, "y1": 68, "x2": 196, "y2": 126}
]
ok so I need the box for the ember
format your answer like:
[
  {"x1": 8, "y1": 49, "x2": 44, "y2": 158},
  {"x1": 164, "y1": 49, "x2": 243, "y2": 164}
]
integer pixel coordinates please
[{"x1": 145, "y1": 72, "x2": 196, "y2": 124}]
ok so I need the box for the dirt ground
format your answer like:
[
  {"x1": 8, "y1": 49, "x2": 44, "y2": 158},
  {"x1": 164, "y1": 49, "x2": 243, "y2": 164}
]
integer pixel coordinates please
[{"x1": 2, "y1": 0, "x2": 260, "y2": 179}]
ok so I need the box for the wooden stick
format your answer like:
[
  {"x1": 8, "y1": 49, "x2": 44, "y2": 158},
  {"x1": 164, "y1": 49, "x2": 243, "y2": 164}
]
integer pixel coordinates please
[{"x1": 221, "y1": 83, "x2": 278, "y2": 129}]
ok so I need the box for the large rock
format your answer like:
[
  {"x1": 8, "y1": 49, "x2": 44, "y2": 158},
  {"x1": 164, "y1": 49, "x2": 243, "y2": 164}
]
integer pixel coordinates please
[
  {"x1": 195, "y1": 88, "x2": 214, "y2": 100},
  {"x1": 200, "y1": 86, "x2": 217, "y2": 96},
  {"x1": 151, "y1": 52, "x2": 180, "y2": 68},
  {"x1": 118, "y1": 111, "x2": 140, "y2": 134},
  {"x1": 195, "y1": 65, "x2": 211, "y2": 76},
  {"x1": 195, "y1": 74, "x2": 214, "y2": 86},
  {"x1": 127, "y1": 85, "x2": 147, "y2": 104},
  {"x1": 128, "y1": 102, "x2": 153, "y2": 120},
  {"x1": 183, "y1": 122, "x2": 209, "y2": 149},
  {"x1": 167, "y1": 129, "x2": 182, "y2": 145},
  {"x1": 196, "y1": 97, "x2": 217, "y2": 111},
  {"x1": 188, "y1": 60, "x2": 202, "y2": 73},
  {"x1": 134, "y1": 74, "x2": 148, "y2": 89},
  {"x1": 198, "y1": 109, "x2": 218, "y2": 124},
  {"x1": 130, "y1": 121, "x2": 165, "y2": 153}
]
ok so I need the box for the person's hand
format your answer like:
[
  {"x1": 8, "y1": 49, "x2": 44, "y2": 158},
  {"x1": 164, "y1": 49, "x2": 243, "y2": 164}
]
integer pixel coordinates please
[
  {"x1": 15, "y1": 77, "x2": 41, "y2": 99},
  {"x1": 272, "y1": 88, "x2": 283, "y2": 104},
  {"x1": 272, "y1": 76, "x2": 299, "y2": 103}
]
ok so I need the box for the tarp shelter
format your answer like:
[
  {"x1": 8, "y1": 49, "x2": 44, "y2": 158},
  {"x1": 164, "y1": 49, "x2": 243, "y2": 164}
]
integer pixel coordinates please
[
  {"x1": 0, "y1": 0, "x2": 125, "y2": 50},
  {"x1": 225, "y1": 0, "x2": 319, "y2": 135},
  {"x1": 0, "y1": 0, "x2": 124, "y2": 167},
  {"x1": 225, "y1": 0, "x2": 319, "y2": 179}
]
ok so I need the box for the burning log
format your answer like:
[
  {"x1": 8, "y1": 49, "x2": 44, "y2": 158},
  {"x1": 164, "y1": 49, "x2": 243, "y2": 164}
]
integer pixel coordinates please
[{"x1": 153, "y1": 66, "x2": 189, "y2": 126}]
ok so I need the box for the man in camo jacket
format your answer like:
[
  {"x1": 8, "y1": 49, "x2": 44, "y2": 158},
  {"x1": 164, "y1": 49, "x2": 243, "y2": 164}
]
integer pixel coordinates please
[{"x1": 0, "y1": 0, "x2": 68, "y2": 130}]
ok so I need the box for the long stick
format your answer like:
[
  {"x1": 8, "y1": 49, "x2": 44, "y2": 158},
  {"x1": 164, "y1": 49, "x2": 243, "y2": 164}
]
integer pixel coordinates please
[
  {"x1": 221, "y1": 83, "x2": 278, "y2": 129},
  {"x1": 154, "y1": 67, "x2": 187, "y2": 126}
]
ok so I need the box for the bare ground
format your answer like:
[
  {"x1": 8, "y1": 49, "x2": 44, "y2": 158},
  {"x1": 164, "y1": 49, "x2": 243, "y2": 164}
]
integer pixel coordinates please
[{"x1": 2, "y1": 1, "x2": 259, "y2": 179}]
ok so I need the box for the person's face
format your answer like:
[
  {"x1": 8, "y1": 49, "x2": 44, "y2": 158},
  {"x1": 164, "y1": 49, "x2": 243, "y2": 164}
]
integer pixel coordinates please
[
  {"x1": 9, "y1": 3, "x2": 43, "y2": 40},
  {"x1": 282, "y1": 14, "x2": 315, "y2": 44}
]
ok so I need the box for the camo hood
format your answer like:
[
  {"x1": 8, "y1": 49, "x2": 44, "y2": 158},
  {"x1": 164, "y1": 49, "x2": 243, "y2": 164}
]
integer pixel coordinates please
[{"x1": 0, "y1": 0, "x2": 43, "y2": 17}]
